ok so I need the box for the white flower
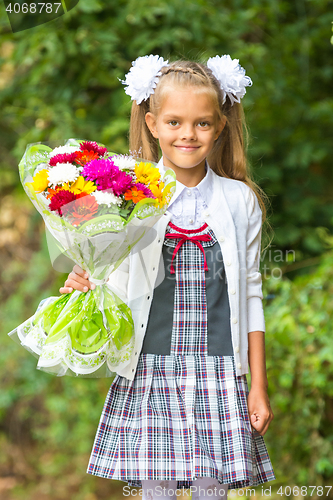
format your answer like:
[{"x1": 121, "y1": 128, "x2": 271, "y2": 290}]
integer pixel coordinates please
[
  {"x1": 207, "y1": 55, "x2": 252, "y2": 105},
  {"x1": 48, "y1": 163, "x2": 80, "y2": 188},
  {"x1": 120, "y1": 54, "x2": 169, "y2": 104},
  {"x1": 112, "y1": 155, "x2": 137, "y2": 170},
  {"x1": 49, "y1": 145, "x2": 78, "y2": 158},
  {"x1": 92, "y1": 190, "x2": 122, "y2": 207}
]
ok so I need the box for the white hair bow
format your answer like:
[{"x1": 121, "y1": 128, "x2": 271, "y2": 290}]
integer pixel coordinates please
[
  {"x1": 120, "y1": 54, "x2": 252, "y2": 106},
  {"x1": 207, "y1": 55, "x2": 252, "y2": 105},
  {"x1": 120, "y1": 54, "x2": 169, "y2": 105}
]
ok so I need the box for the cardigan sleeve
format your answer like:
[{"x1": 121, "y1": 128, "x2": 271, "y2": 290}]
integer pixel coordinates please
[
  {"x1": 245, "y1": 187, "x2": 266, "y2": 333},
  {"x1": 106, "y1": 257, "x2": 129, "y2": 304}
]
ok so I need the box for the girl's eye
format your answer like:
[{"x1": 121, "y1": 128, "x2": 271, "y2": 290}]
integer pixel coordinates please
[
  {"x1": 198, "y1": 121, "x2": 209, "y2": 127},
  {"x1": 168, "y1": 120, "x2": 179, "y2": 126}
]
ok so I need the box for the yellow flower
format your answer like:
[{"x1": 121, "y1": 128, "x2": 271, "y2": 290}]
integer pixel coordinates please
[
  {"x1": 134, "y1": 162, "x2": 161, "y2": 186},
  {"x1": 150, "y1": 182, "x2": 173, "y2": 208},
  {"x1": 63, "y1": 176, "x2": 97, "y2": 195},
  {"x1": 31, "y1": 169, "x2": 49, "y2": 193}
]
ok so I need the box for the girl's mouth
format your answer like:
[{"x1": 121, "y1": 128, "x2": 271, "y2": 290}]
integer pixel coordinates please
[{"x1": 174, "y1": 145, "x2": 200, "y2": 152}]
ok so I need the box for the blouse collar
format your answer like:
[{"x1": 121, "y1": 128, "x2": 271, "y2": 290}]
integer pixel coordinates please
[{"x1": 157, "y1": 157, "x2": 214, "y2": 207}]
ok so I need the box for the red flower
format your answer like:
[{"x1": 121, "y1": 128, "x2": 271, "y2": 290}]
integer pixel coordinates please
[
  {"x1": 46, "y1": 185, "x2": 64, "y2": 199},
  {"x1": 80, "y1": 141, "x2": 107, "y2": 156},
  {"x1": 49, "y1": 189, "x2": 77, "y2": 216},
  {"x1": 63, "y1": 194, "x2": 99, "y2": 226},
  {"x1": 49, "y1": 152, "x2": 78, "y2": 166}
]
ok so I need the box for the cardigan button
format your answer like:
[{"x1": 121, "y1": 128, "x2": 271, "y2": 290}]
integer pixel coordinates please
[
  {"x1": 226, "y1": 261, "x2": 231, "y2": 266},
  {"x1": 232, "y1": 318, "x2": 238, "y2": 324},
  {"x1": 237, "y1": 363, "x2": 242, "y2": 369},
  {"x1": 203, "y1": 211, "x2": 209, "y2": 217},
  {"x1": 230, "y1": 288, "x2": 236, "y2": 294},
  {"x1": 235, "y1": 346, "x2": 240, "y2": 353},
  {"x1": 219, "y1": 236, "x2": 225, "y2": 242}
]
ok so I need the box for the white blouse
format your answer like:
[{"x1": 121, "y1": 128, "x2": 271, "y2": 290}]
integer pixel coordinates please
[{"x1": 167, "y1": 166, "x2": 212, "y2": 229}]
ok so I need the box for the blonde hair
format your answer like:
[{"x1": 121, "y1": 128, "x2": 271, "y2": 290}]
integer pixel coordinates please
[{"x1": 129, "y1": 59, "x2": 270, "y2": 228}]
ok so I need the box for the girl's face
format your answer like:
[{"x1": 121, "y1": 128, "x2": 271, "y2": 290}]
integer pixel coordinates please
[{"x1": 145, "y1": 86, "x2": 225, "y2": 186}]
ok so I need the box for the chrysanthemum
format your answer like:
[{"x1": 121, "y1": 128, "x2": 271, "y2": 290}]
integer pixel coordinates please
[
  {"x1": 81, "y1": 158, "x2": 117, "y2": 182},
  {"x1": 48, "y1": 163, "x2": 80, "y2": 188},
  {"x1": 92, "y1": 190, "x2": 122, "y2": 207},
  {"x1": 133, "y1": 182, "x2": 155, "y2": 198},
  {"x1": 49, "y1": 189, "x2": 77, "y2": 216},
  {"x1": 97, "y1": 170, "x2": 133, "y2": 195},
  {"x1": 112, "y1": 155, "x2": 137, "y2": 170},
  {"x1": 49, "y1": 146, "x2": 78, "y2": 158},
  {"x1": 49, "y1": 152, "x2": 78, "y2": 166},
  {"x1": 80, "y1": 141, "x2": 108, "y2": 156},
  {"x1": 31, "y1": 169, "x2": 49, "y2": 193},
  {"x1": 134, "y1": 161, "x2": 161, "y2": 186}
]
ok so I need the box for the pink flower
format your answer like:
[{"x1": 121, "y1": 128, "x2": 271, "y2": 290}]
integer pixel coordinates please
[
  {"x1": 133, "y1": 182, "x2": 155, "y2": 198},
  {"x1": 81, "y1": 158, "x2": 117, "y2": 181},
  {"x1": 80, "y1": 141, "x2": 108, "y2": 156},
  {"x1": 96, "y1": 170, "x2": 133, "y2": 195}
]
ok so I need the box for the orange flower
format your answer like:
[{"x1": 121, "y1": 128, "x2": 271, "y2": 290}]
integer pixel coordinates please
[
  {"x1": 63, "y1": 194, "x2": 99, "y2": 226},
  {"x1": 46, "y1": 185, "x2": 69, "y2": 199},
  {"x1": 124, "y1": 186, "x2": 146, "y2": 204},
  {"x1": 75, "y1": 150, "x2": 99, "y2": 167}
]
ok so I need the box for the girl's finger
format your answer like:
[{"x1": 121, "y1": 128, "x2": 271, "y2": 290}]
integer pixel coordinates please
[
  {"x1": 59, "y1": 286, "x2": 73, "y2": 294},
  {"x1": 65, "y1": 273, "x2": 95, "y2": 292},
  {"x1": 258, "y1": 411, "x2": 274, "y2": 436},
  {"x1": 67, "y1": 272, "x2": 94, "y2": 288},
  {"x1": 65, "y1": 278, "x2": 89, "y2": 292},
  {"x1": 73, "y1": 264, "x2": 89, "y2": 279}
]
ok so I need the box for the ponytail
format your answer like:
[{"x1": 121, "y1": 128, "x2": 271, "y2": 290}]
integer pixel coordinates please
[{"x1": 129, "y1": 100, "x2": 159, "y2": 162}]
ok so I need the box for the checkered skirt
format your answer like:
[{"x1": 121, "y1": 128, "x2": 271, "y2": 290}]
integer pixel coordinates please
[{"x1": 87, "y1": 223, "x2": 275, "y2": 489}]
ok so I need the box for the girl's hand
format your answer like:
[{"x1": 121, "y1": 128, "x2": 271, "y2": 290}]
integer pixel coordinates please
[
  {"x1": 59, "y1": 265, "x2": 96, "y2": 294},
  {"x1": 247, "y1": 387, "x2": 274, "y2": 436}
]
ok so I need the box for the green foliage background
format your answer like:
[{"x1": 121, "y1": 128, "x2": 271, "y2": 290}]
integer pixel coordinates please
[{"x1": 0, "y1": 0, "x2": 333, "y2": 498}]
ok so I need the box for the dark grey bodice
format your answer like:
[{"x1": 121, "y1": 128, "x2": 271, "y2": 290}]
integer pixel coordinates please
[{"x1": 141, "y1": 224, "x2": 233, "y2": 356}]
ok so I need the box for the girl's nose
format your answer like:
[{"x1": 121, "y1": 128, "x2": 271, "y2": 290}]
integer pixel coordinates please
[{"x1": 181, "y1": 124, "x2": 196, "y2": 140}]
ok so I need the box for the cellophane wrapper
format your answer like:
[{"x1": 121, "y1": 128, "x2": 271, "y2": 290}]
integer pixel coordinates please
[{"x1": 8, "y1": 139, "x2": 176, "y2": 377}]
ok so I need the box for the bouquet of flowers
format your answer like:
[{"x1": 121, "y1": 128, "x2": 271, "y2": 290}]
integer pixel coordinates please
[{"x1": 8, "y1": 139, "x2": 176, "y2": 377}]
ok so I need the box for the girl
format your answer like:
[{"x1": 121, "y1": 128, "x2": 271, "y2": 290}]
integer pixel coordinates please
[{"x1": 60, "y1": 54, "x2": 275, "y2": 499}]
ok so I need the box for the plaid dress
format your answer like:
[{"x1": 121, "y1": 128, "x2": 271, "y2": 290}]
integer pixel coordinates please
[{"x1": 87, "y1": 223, "x2": 276, "y2": 489}]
